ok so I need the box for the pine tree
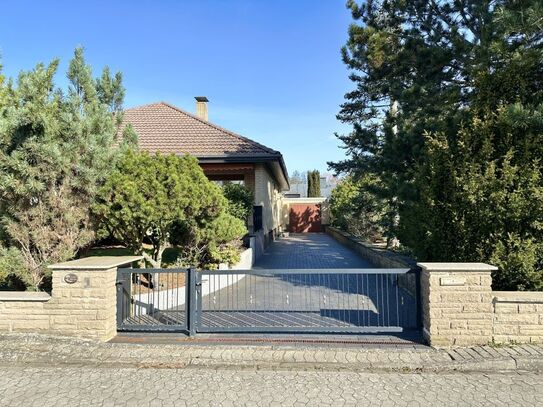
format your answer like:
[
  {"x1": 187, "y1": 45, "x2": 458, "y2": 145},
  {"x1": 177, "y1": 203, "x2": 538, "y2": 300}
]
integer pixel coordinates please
[
  {"x1": 330, "y1": 0, "x2": 543, "y2": 290},
  {"x1": 0, "y1": 48, "x2": 125, "y2": 290}
]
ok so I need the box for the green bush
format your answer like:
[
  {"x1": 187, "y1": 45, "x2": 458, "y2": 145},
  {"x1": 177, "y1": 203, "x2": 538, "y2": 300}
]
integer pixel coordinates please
[
  {"x1": 222, "y1": 183, "x2": 253, "y2": 222},
  {"x1": 95, "y1": 150, "x2": 248, "y2": 269},
  {"x1": 0, "y1": 246, "x2": 28, "y2": 290},
  {"x1": 329, "y1": 175, "x2": 388, "y2": 243},
  {"x1": 0, "y1": 48, "x2": 125, "y2": 290}
]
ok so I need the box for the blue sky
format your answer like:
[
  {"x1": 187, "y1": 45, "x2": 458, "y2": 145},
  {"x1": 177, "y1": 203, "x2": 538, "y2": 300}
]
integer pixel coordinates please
[{"x1": 0, "y1": 0, "x2": 354, "y2": 174}]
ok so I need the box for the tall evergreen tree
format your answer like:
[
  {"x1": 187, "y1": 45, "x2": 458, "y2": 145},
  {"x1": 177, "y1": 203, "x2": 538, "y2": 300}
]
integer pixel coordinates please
[
  {"x1": 330, "y1": 0, "x2": 543, "y2": 289},
  {"x1": 307, "y1": 170, "x2": 321, "y2": 197},
  {"x1": 0, "y1": 48, "x2": 126, "y2": 290}
]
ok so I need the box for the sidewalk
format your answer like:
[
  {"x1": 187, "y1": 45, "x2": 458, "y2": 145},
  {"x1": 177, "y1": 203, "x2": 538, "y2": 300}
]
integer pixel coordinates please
[{"x1": 1, "y1": 333, "x2": 542, "y2": 373}]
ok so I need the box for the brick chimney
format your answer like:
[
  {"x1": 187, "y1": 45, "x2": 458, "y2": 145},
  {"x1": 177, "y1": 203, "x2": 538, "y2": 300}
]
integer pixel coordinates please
[{"x1": 195, "y1": 96, "x2": 209, "y2": 121}]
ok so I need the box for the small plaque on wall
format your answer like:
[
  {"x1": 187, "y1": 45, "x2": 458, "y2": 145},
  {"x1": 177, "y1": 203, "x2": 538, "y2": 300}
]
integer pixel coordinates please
[
  {"x1": 64, "y1": 273, "x2": 78, "y2": 284},
  {"x1": 440, "y1": 276, "x2": 465, "y2": 286}
]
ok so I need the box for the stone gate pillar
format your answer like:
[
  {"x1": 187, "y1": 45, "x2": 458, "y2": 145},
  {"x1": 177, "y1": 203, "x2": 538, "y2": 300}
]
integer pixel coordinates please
[
  {"x1": 48, "y1": 256, "x2": 142, "y2": 341},
  {"x1": 418, "y1": 262, "x2": 496, "y2": 347}
]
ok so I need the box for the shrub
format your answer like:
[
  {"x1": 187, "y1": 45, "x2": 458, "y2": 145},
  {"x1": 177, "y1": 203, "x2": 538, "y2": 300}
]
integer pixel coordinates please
[
  {"x1": 0, "y1": 48, "x2": 124, "y2": 290},
  {"x1": 95, "y1": 150, "x2": 248, "y2": 269},
  {"x1": 0, "y1": 245, "x2": 27, "y2": 290},
  {"x1": 222, "y1": 183, "x2": 253, "y2": 222},
  {"x1": 329, "y1": 175, "x2": 388, "y2": 242}
]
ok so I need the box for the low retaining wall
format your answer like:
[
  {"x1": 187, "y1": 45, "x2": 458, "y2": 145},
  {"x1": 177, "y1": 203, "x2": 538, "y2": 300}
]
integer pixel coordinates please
[
  {"x1": 0, "y1": 256, "x2": 142, "y2": 341},
  {"x1": 493, "y1": 291, "x2": 543, "y2": 344},
  {"x1": 326, "y1": 226, "x2": 418, "y2": 297},
  {"x1": 0, "y1": 292, "x2": 53, "y2": 333},
  {"x1": 326, "y1": 226, "x2": 416, "y2": 269}
]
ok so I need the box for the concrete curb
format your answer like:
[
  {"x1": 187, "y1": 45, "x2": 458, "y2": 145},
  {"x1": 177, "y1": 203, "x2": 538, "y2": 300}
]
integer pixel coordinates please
[{"x1": 1, "y1": 333, "x2": 542, "y2": 373}]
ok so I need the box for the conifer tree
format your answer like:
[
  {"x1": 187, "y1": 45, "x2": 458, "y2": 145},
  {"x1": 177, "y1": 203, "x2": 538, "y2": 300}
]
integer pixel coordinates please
[
  {"x1": 330, "y1": 0, "x2": 543, "y2": 289},
  {"x1": 0, "y1": 48, "x2": 126, "y2": 290},
  {"x1": 307, "y1": 170, "x2": 321, "y2": 197}
]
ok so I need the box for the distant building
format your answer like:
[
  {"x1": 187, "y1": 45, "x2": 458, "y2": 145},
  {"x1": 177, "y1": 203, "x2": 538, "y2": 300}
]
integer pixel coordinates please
[{"x1": 285, "y1": 174, "x2": 338, "y2": 198}]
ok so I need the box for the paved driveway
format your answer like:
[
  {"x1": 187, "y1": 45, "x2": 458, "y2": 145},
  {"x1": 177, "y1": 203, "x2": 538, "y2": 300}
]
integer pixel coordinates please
[
  {"x1": 198, "y1": 234, "x2": 417, "y2": 331},
  {"x1": 253, "y1": 233, "x2": 374, "y2": 269}
]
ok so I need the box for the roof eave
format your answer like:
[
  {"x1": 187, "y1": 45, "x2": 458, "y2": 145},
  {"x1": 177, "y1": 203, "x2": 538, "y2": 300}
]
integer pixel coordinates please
[{"x1": 197, "y1": 154, "x2": 290, "y2": 191}]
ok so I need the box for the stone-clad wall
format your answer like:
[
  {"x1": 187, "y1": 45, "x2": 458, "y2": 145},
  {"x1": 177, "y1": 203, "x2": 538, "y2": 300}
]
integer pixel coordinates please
[
  {"x1": 420, "y1": 263, "x2": 543, "y2": 347},
  {"x1": 419, "y1": 263, "x2": 495, "y2": 347},
  {"x1": 0, "y1": 256, "x2": 141, "y2": 341},
  {"x1": 0, "y1": 292, "x2": 53, "y2": 333},
  {"x1": 493, "y1": 291, "x2": 543, "y2": 344}
]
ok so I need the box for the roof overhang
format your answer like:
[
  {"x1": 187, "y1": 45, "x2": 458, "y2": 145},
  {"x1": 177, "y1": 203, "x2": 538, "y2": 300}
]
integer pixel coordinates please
[{"x1": 196, "y1": 154, "x2": 290, "y2": 191}]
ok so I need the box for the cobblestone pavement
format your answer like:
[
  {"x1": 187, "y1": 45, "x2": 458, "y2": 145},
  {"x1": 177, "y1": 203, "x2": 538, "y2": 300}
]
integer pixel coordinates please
[{"x1": 0, "y1": 365, "x2": 541, "y2": 406}]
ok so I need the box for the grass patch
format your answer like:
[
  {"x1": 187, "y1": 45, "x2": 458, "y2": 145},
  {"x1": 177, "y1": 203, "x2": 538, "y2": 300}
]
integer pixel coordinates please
[{"x1": 86, "y1": 246, "x2": 183, "y2": 268}]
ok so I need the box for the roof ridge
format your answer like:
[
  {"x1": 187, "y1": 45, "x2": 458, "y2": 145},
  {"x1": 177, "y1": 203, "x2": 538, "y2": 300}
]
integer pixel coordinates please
[
  {"x1": 124, "y1": 101, "x2": 165, "y2": 111},
  {"x1": 157, "y1": 101, "x2": 280, "y2": 155}
]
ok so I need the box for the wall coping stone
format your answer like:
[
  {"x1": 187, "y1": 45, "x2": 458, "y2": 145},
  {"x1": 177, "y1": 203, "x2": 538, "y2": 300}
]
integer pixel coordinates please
[
  {"x1": 493, "y1": 291, "x2": 543, "y2": 303},
  {"x1": 48, "y1": 256, "x2": 143, "y2": 270},
  {"x1": 417, "y1": 262, "x2": 498, "y2": 271},
  {"x1": 0, "y1": 291, "x2": 51, "y2": 302}
]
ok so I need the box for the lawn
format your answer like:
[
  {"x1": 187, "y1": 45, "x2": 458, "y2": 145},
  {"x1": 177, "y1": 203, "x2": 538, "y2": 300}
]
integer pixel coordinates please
[{"x1": 86, "y1": 246, "x2": 183, "y2": 268}]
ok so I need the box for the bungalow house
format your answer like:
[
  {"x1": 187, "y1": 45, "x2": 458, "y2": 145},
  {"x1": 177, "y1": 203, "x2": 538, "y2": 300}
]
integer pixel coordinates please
[{"x1": 118, "y1": 97, "x2": 289, "y2": 256}]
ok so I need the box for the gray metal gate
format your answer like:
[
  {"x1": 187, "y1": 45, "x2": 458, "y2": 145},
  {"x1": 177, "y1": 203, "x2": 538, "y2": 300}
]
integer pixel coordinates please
[
  {"x1": 116, "y1": 268, "x2": 190, "y2": 332},
  {"x1": 117, "y1": 267, "x2": 420, "y2": 334}
]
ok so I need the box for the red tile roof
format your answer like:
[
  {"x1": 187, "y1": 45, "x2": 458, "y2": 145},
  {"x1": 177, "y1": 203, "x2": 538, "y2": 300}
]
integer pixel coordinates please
[{"x1": 119, "y1": 102, "x2": 280, "y2": 157}]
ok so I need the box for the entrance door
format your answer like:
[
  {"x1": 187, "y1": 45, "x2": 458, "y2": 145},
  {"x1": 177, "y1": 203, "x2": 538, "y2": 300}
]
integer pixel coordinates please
[{"x1": 289, "y1": 203, "x2": 322, "y2": 233}]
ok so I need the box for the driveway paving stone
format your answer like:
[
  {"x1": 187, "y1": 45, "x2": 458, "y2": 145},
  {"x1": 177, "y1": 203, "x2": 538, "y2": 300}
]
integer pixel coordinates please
[
  {"x1": 0, "y1": 366, "x2": 541, "y2": 406},
  {"x1": 254, "y1": 233, "x2": 374, "y2": 269}
]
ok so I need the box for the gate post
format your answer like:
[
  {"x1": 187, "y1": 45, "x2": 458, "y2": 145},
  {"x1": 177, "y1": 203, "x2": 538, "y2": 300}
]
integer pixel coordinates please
[
  {"x1": 186, "y1": 266, "x2": 198, "y2": 336},
  {"x1": 418, "y1": 262, "x2": 496, "y2": 347}
]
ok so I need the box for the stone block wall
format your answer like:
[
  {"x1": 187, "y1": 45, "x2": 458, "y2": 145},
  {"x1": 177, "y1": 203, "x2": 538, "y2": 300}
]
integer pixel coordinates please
[
  {"x1": 0, "y1": 256, "x2": 141, "y2": 341},
  {"x1": 0, "y1": 292, "x2": 53, "y2": 333},
  {"x1": 492, "y1": 291, "x2": 543, "y2": 344},
  {"x1": 419, "y1": 263, "x2": 495, "y2": 347}
]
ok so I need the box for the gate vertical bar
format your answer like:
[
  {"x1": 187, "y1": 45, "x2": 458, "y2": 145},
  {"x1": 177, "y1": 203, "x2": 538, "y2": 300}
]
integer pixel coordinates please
[
  {"x1": 187, "y1": 266, "x2": 197, "y2": 336},
  {"x1": 196, "y1": 270, "x2": 203, "y2": 331}
]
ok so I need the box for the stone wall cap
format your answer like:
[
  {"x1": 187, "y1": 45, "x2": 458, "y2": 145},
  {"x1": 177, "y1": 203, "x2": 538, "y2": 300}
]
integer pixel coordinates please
[
  {"x1": 417, "y1": 262, "x2": 498, "y2": 271},
  {"x1": 493, "y1": 291, "x2": 543, "y2": 303},
  {"x1": 0, "y1": 291, "x2": 51, "y2": 302},
  {"x1": 48, "y1": 256, "x2": 143, "y2": 270}
]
